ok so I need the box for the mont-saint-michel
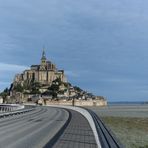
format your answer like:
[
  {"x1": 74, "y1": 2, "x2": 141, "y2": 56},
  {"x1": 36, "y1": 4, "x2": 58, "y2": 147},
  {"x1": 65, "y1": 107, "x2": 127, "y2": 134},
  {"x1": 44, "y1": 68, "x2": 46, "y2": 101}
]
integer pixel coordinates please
[
  {"x1": 0, "y1": 49, "x2": 107, "y2": 106},
  {"x1": 1, "y1": 1, "x2": 148, "y2": 147}
]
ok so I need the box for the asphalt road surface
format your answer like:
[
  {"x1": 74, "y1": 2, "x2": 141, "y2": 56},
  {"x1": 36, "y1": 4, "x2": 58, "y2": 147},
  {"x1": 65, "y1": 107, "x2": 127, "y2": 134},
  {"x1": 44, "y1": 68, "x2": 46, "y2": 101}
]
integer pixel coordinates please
[{"x1": 0, "y1": 106, "x2": 69, "y2": 148}]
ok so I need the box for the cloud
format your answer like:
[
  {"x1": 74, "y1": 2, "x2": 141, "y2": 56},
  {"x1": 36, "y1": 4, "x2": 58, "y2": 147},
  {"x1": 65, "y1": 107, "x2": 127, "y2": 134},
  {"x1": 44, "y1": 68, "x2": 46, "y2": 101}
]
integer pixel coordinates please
[
  {"x1": 0, "y1": 82, "x2": 10, "y2": 85},
  {"x1": 1, "y1": 0, "x2": 148, "y2": 101},
  {"x1": 0, "y1": 63, "x2": 29, "y2": 91},
  {"x1": 0, "y1": 63, "x2": 28, "y2": 72},
  {"x1": 65, "y1": 70, "x2": 79, "y2": 77}
]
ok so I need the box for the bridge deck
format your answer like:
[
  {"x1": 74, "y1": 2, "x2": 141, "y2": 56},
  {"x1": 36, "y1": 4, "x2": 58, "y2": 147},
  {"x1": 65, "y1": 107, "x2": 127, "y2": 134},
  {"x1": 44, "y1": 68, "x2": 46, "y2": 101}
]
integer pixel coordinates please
[{"x1": 52, "y1": 110, "x2": 97, "y2": 148}]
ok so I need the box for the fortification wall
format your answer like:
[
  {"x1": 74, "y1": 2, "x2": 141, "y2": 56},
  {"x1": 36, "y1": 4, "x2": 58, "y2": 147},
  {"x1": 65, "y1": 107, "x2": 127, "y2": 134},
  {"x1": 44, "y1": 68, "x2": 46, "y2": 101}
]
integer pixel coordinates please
[{"x1": 46, "y1": 99, "x2": 107, "y2": 106}]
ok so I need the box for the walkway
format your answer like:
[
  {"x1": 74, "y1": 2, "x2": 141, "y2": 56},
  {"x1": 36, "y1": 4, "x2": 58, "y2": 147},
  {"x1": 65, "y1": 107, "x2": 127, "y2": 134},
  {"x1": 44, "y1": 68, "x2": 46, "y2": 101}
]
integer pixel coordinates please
[{"x1": 52, "y1": 110, "x2": 97, "y2": 148}]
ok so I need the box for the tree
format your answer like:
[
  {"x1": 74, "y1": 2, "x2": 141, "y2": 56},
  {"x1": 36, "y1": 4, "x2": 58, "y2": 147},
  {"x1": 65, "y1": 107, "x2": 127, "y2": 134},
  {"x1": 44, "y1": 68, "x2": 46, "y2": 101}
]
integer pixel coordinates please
[
  {"x1": 49, "y1": 83, "x2": 59, "y2": 99},
  {"x1": 4, "y1": 88, "x2": 9, "y2": 93},
  {"x1": 30, "y1": 89, "x2": 41, "y2": 94},
  {"x1": 13, "y1": 84, "x2": 24, "y2": 92},
  {"x1": 30, "y1": 82, "x2": 41, "y2": 94},
  {"x1": 73, "y1": 86, "x2": 82, "y2": 92},
  {"x1": 48, "y1": 78, "x2": 62, "y2": 99},
  {"x1": 42, "y1": 90, "x2": 52, "y2": 96},
  {"x1": 0, "y1": 88, "x2": 9, "y2": 102},
  {"x1": 23, "y1": 80, "x2": 31, "y2": 90},
  {"x1": 52, "y1": 77, "x2": 62, "y2": 85},
  {"x1": 64, "y1": 82, "x2": 71, "y2": 88}
]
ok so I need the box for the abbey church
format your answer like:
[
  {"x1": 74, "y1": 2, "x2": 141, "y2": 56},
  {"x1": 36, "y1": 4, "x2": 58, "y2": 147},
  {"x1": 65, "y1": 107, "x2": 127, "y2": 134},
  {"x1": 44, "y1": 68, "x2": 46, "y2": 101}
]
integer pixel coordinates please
[{"x1": 14, "y1": 49, "x2": 67, "y2": 85}]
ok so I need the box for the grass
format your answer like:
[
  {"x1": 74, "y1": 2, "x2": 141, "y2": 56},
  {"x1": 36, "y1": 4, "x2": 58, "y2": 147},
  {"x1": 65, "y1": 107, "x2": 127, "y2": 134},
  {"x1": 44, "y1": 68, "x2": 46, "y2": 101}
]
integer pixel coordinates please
[{"x1": 101, "y1": 116, "x2": 148, "y2": 148}]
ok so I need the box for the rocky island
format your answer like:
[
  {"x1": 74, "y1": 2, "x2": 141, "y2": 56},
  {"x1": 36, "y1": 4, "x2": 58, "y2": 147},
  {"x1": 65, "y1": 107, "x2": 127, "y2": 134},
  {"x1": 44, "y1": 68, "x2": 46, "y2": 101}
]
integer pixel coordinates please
[{"x1": 0, "y1": 49, "x2": 107, "y2": 106}]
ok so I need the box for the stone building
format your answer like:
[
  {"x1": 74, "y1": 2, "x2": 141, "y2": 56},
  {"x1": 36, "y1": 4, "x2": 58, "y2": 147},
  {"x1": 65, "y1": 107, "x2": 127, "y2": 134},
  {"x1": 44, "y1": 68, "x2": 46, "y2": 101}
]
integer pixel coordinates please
[{"x1": 14, "y1": 49, "x2": 67, "y2": 86}]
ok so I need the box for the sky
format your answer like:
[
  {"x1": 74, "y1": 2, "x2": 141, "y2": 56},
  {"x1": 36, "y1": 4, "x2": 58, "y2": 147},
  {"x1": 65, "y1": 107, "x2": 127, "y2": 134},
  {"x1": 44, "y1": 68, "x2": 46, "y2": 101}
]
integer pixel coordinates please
[{"x1": 0, "y1": 0, "x2": 148, "y2": 102}]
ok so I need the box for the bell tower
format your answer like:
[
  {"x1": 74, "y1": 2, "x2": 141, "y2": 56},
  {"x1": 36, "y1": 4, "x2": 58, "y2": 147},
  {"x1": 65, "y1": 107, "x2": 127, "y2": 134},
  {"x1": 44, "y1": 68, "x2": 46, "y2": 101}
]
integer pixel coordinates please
[{"x1": 40, "y1": 48, "x2": 46, "y2": 70}]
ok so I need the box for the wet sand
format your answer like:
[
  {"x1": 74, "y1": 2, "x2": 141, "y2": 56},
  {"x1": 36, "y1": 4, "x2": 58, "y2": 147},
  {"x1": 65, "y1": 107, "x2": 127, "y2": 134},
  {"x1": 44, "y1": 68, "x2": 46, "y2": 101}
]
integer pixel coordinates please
[{"x1": 87, "y1": 104, "x2": 148, "y2": 148}]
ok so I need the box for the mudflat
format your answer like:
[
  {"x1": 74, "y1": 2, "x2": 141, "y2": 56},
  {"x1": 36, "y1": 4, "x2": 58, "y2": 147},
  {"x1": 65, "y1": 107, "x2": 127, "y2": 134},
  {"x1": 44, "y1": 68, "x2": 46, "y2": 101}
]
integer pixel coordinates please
[{"x1": 87, "y1": 104, "x2": 148, "y2": 148}]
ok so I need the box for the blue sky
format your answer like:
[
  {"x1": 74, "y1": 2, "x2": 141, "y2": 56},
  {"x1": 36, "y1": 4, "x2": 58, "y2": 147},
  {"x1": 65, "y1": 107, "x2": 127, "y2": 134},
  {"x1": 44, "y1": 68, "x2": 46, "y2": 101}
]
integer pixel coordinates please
[{"x1": 0, "y1": 0, "x2": 148, "y2": 101}]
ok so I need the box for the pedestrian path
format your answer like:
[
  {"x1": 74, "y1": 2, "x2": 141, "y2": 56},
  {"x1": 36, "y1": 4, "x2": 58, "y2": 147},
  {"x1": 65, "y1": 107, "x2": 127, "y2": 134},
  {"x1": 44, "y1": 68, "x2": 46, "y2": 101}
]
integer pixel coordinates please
[{"x1": 52, "y1": 110, "x2": 97, "y2": 148}]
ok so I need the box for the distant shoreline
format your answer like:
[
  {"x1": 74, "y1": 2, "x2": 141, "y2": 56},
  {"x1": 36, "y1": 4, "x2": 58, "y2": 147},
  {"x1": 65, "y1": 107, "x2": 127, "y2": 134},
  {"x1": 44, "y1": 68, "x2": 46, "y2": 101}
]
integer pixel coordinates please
[{"x1": 108, "y1": 101, "x2": 148, "y2": 105}]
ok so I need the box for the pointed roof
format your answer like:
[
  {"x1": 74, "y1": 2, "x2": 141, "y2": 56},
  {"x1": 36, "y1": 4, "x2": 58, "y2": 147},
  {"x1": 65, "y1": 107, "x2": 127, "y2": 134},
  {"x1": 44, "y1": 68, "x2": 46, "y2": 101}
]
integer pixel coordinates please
[{"x1": 41, "y1": 47, "x2": 46, "y2": 60}]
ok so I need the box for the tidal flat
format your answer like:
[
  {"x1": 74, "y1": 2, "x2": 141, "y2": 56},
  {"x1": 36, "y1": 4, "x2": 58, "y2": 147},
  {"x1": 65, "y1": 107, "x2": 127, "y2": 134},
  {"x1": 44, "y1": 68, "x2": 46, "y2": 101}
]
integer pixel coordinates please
[{"x1": 87, "y1": 104, "x2": 148, "y2": 148}]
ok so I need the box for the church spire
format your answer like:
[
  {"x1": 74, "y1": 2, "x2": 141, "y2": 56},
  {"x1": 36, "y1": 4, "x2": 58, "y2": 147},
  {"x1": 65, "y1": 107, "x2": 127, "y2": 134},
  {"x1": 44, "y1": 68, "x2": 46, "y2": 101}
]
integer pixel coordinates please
[
  {"x1": 41, "y1": 47, "x2": 46, "y2": 60},
  {"x1": 40, "y1": 47, "x2": 47, "y2": 70}
]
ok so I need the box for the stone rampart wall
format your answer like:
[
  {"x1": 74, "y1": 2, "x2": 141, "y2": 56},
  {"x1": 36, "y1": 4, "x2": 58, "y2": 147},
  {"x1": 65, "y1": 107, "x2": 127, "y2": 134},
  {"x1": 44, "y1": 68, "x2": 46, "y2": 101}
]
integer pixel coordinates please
[{"x1": 46, "y1": 99, "x2": 107, "y2": 106}]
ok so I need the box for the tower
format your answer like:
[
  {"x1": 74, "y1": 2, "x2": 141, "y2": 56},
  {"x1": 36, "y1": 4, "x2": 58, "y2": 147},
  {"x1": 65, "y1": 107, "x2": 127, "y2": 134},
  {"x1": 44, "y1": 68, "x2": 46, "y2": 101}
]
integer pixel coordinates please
[{"x1": 40, "y1": 48, "x2": 46, "y2": 70}]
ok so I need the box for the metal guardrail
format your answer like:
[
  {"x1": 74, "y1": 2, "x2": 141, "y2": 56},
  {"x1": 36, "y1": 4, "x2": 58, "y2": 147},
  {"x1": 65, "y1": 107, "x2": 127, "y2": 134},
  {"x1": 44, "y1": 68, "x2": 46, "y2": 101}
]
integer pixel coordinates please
[
  {"x1": 0, "y1": 104, "x2": 24, "y2": 112},
  {"x1": 86, "y1": 108, "x2": 124, "y2": 148},
  {"x1": 0, "y1": 108, "x2": 35, "y2": 118},
  {"x1": 0, "y1": 104, "x2": 35, "y2": 118}
]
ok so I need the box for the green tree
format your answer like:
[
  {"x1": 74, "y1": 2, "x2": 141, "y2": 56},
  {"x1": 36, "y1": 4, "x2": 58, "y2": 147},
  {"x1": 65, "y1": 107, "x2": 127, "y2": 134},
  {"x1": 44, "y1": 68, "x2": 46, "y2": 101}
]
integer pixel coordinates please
[
  {"x1": 13, "y1": 84, "x2": 24, "y2": 92},
  {"x1": 64, "y1": 82, "x2": 71, "y2": 88},
  {"x1": 30, "y1": 82, "x2": 41, "y2": 94},
  {"x1": 49, "y1": 83, "x2": 59, "y2": 98},
  {"x1": 73, "y1": 86, "x2": 82, "y2": 92},
  {"x1": 48, "y1": 78, "x2": 62, "y2": 99},
  {"x1": 23, "y1": 80, "x2": 31, "y2": 90},
  {"x1": 52, "y1": 77, "x2": 62, "y2": 85},
  {"x1": 0, "y1": 88, "x2": 9, "y2": 102}
]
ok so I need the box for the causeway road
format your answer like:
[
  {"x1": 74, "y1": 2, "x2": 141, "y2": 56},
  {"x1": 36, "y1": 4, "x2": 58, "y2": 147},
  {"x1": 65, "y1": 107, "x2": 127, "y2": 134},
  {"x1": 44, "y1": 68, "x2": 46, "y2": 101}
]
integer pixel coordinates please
[
  {"x1": 0, "y1": 106, "x2": 97, "y2": 148},
  {"x1": 0, "y1": 106, "x2": 68, "y2": 148}
]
